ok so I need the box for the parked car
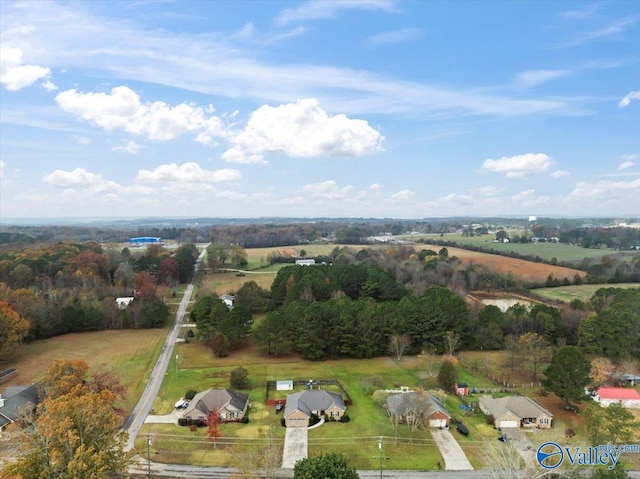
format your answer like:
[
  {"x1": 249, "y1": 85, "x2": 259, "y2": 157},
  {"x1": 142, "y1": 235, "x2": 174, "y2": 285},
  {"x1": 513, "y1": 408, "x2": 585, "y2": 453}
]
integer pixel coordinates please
[
  {"x1": 498, "y1": 433, "x2": 509, "y2": 442},
  {"x1": 175, "y1": 398, "x2": 189, "y2": 409},
  {"x1": 456, "y1": 423, "x2": 469, "y2": 436},
  {"x1": 275, "y1": 401, "x2": 283, "y2": 412}
]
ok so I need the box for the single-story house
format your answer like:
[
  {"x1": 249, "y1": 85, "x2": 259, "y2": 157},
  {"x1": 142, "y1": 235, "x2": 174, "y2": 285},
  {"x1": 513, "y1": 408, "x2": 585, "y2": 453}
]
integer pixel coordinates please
[
  {"x1": 479, "y1": 395, "x2": 553, "y2": 429},
  {"x1": 220, "y1": 294, "x2": 234, "y2": 309},
  {"x1": 183, "y1": 389, "x2": 249, "y2": 423},
  {"x1": 284, "y1": 390, "x2": 345, "y2": 427},
  {"x1": 455, "y1": 382, "x2": 469, "y2": 396},
  {"x1": 0, "y1": 383, "x2": 41, "y2": 436},
  {"x1": 611, "y1": 373, "x2": 640, "y2": 387},
  {"x1": 295, "y1": 259, "x2": 315, "y2": 266},
  {"x1": 386, "y1": 392, "x2": 451, "y2": 428},
  {"x1": 594, "y1": 387, "x2": 640, "y2": 408},
  {"x1": 115, "y1": 297, "x2": 134, "y2": 309}
]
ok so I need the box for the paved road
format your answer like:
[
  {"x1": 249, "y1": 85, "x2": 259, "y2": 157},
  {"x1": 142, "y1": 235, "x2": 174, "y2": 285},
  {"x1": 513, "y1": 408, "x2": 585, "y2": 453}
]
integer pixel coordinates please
[
  {"x1": 122, "y1": 248, "x2": 207, "y2": 451},
  {"x1": 431, "y1": 429, "x2": 474, "y2": 471}
]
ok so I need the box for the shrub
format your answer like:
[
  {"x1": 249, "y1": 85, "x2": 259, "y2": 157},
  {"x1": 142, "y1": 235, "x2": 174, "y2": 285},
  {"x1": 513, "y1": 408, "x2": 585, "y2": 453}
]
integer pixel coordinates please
[
  {"x1": 241, "y1": 416, "x2": 249, "y2": 424},
  {"x1": 185, "y1": 389, "x2": 197, "y2": 400},
  {"x1": 230, "y1": 366, "x2": 250, "y2": 389},
  {"x1": 340, "y1": 414, "x2": 350, "y2": 423},
  {"x1": 281, "y1": 417, "x2": 286, "y2": 427}
]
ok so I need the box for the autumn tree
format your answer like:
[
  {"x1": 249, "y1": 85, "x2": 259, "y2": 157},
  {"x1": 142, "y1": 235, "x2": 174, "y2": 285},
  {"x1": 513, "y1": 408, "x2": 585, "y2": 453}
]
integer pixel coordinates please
[
  {"x1": 418, "y1": 346, "x2": 438, "y2": 377},
  {"x1": 2, "y1": 359, "x2": 128, "y2": 479},
  {"x1": 207, "y1": 410, "x2": 223, "y2": 446},
  {"x1": 444, "y1": 330, "x2": 460, "y2": 357},
  {"x1": 590, "y1": 357, "x2": 616, "y2": 387},
  {"x1": 133, "y1": 271, "x2": 156, "y2": 300},
  {"x1": 583, "y1": 402, "x2": 640, "y2": 446},
  {"x1": 0, "y1": 301, "x2": 30, "y2": 362},
  {"x1": 158, "y1": 257, "x2": 179, "y2": 287}
]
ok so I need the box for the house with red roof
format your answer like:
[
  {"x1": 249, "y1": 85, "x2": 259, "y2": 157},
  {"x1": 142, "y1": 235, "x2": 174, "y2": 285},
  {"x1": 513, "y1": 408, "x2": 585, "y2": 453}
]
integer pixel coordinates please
[{"x1": 594, "y1": 387, "x2": 640, "y2": 408}]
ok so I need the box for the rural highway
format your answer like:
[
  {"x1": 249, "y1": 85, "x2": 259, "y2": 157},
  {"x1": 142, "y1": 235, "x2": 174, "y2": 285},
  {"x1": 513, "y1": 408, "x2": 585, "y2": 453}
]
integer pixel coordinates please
[{"x1": 122, "y1": 247, "x2": 207, "y2": 451}]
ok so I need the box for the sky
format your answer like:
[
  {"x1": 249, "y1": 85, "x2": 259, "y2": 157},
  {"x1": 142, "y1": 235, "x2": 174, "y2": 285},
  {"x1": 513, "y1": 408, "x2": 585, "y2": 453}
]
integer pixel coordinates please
[{"x1": 1, "y1": 0, "x2": 639, "y2": 220}]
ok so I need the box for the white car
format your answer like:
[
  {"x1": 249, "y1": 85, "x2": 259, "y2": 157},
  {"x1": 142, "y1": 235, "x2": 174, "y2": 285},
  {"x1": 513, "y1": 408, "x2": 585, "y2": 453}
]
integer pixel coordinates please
[{"x1": 175, "y1": 399, "x2": 189, "y2": 409}]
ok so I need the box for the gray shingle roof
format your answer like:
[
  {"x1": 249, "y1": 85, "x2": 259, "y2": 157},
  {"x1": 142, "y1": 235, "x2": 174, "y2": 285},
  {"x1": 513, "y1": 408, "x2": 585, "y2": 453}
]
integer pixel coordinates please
[
  {"x1": 0, "y1": 383, "x2": 42, "y2": 428},
  {"x1": 184, "y1": 389, "x2": 248, "y2": 417},
  {"x1": 284, "y1": 390, "x2": 345, "y2": 418},
  {"x1": 479, "y1": 395, "x2": 552, "y2": 420},
  {"x1": 386, "y1": 392, "x2": 451, "y2": 419}
]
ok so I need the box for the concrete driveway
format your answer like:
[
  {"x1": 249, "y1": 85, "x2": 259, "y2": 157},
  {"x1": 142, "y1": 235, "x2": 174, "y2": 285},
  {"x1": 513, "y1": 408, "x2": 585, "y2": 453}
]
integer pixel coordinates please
[
  {"x1": 144, "y1": 409, "x2": 183, "y2": 424},
  {"x1": 501, "y1": 428, "x2": 534, "y2": 464},
  {"x1": 281, "y1": 426, "x2": 308, "y2": 468},
  {"x1": 431, "y1": 429, "x2": 473, "y2": 471}
]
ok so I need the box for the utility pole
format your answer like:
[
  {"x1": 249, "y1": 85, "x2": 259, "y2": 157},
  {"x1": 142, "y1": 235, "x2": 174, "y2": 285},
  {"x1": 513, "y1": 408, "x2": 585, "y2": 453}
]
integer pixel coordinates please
[
  {"x1": 378, "y1": 436, "x2": 383, "y2": 479},
  {"x1": 147, "y1": 434, "x2": 152, "y2": 478}
]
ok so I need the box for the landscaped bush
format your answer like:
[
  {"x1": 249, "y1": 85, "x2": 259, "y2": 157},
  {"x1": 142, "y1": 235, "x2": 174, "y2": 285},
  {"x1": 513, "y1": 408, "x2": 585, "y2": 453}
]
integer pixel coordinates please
[
  {"x1": 185, "y1": 389, "x2": 197, "y2": 400},
  {"x1": 241, "y1": 416, "x2": 249, "y2": 424},
  {"x1": 340, "y1": 414, "x2": 350, "y2": 423},
  {"x1": 281, "y1": 417, "x2": 286, "y2": 427}
]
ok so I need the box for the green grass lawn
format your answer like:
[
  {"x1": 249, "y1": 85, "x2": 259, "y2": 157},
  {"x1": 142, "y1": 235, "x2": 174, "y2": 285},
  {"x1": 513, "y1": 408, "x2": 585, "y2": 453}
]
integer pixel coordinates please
[
  {"x1": 532, "y1": 283, "x2": 640, "y2": 302},
  {"x1": 404, "y1": 233, "x2": 628, "y2": 264},
  {"x1": 142, "y1": 339, "x2": 513, "y2": 469}
]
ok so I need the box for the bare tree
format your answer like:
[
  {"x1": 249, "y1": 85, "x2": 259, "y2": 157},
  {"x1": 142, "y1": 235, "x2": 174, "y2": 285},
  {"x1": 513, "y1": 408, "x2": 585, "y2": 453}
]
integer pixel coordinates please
[
  {"x1": 444, "y1": 330, "x2": 460, "y2": 357},
  {"x1": 389, "y1": 334, "x2": 411, "y2": 361},
  {"x1": 418, "y1": 346, "x2": 438, "y2": 377}
]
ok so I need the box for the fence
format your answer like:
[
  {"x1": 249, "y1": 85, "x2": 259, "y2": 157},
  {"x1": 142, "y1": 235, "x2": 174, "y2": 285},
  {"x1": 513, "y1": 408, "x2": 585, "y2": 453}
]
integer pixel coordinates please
[{"x1": 265, "y1": 378, "x2": 352, "y2": 405}]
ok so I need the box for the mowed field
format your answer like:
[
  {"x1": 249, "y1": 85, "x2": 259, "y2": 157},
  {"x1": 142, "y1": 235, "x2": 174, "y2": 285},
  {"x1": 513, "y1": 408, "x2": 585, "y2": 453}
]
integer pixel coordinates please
[
  {"x1": 533, "y1": 283, "x2": 640, "y2": 302},
  {"x1": 0, "y1": 328, "x2": 167, "y2": 412}
]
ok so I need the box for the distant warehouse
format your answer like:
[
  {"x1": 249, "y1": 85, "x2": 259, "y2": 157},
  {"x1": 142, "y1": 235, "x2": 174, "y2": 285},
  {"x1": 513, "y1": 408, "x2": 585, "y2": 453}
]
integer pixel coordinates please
[{"x1": 129, "y1": 237, "x2": 163, "y2": 247}]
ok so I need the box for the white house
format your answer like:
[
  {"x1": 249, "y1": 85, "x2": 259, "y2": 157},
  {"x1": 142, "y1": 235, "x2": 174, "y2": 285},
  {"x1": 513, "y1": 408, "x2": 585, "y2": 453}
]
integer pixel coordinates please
[
  {"x1": 115, "y1": 297, "x2": 134, "y2": 309},
  {"x1": 594, "y1": 387, "x2": 640, "y2": 408}
]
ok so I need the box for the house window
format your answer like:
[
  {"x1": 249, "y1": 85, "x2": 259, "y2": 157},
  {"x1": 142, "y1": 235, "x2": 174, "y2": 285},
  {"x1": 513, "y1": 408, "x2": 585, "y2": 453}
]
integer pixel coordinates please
[{"x1": 331, "y1": 411, "x2": 340, "y2": 417}]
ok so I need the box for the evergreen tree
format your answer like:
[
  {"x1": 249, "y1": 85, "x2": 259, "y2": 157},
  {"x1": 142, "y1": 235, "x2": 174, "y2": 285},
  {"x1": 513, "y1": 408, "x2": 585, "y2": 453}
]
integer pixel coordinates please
[{"x1": 542, "y1": 346, "x2": 591, "y2": 407}]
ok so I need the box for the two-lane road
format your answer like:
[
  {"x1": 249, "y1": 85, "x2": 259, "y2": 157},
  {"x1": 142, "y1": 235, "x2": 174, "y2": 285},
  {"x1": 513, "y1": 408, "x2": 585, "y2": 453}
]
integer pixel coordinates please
[{"x1": 122, "y1": 247, "x2": 206, "y2": 451}]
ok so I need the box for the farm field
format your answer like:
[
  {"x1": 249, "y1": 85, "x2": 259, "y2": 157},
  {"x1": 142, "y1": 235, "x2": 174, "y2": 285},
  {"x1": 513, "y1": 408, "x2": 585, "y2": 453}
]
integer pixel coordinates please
[
  {"x1": 200, "y1": 242, "x2": 588, "y2": 296},
  {"x1": 532, "y1": 283, "x2": 640, "y2": 302},
  {"x1": 406, "y1": 233, "x2": 630, "y2": 263},
  {"x1": 0, "y1": 328, "x2": 167, "y2": 412}
]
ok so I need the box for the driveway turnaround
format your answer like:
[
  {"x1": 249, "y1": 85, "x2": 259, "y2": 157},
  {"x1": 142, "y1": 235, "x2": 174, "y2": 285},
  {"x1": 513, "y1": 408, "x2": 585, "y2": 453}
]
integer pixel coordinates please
[
  {"x1": 281, "y1": 426, "x2": 308, "y2": 468},
  {"x1": 431, "y1": 429, "x2": 473, "y2": 470}
]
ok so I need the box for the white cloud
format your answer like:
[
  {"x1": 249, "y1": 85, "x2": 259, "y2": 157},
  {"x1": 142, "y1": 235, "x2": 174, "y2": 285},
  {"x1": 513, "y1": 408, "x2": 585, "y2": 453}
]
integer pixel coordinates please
[
  {"x1": 569, "y1": 178, "x2": 640, "y2": 203},
  {"x1": 552, "y1": 170, "x2": 570, "y2": 178},
  {"x1": 0, "y1": 160, "x2": 5, "y2": 180},
  {"x1": 477, "y1": 186, "x2": 503, "y2": 196},
  {"x1": 510, "y1": 189, "x2": 551, "y2": 207},
  {"x1": 277, "y1": 0, "x2": 396, "y2": 25},
  {"x1": 55, "y1": 86, "x2": 229, "y2": 142},
  {"x1": 618, "y1": 161, "x2": 636, "y2": 170},
  {"x1": 113, "y1": 140, "x2": 141, "y2": 155},
  {"x1": 72, "y1": 135, "x2": 91, "y2": 145},
  {"x1": 222, "y1": 99, "x2": 384, "y2": 164},
  {"x1": 43, "y1": 167, "x2": 105, "y2": 188},
  {"x1": 618, "y1": 90, "x2": 640, "y2": 108},
  {"x1": 515, "y1": 69, "x2": 571, "y2": 88},
  {"x1": 481, "y1": 153, "x2": 553, "y2": 178},
  {"x1": 558, "y1": 16, "x2": 638, "y2": 48},
  {"x1": 388, "y1": 190, "x2": 414, "y2": 202},
  {"x1": 368, "y1": 28, "x2": 423, "y2": 45},
  {"x1": 135, "y1": 162, "x2": 241, "y2": 184},
  {"x1": 0, "y1": 47, "x2": 51, "y2": 90},
  {"x1": 303, "y1": 180, "x2": 354, "y2": 200},
  {"x1": 369, "y1": 183, "x2": 381, "y2": 189}
]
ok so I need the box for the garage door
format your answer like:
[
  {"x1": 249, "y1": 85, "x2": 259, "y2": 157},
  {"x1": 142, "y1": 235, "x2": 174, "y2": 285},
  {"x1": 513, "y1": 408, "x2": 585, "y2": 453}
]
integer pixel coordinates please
[
  {"x1": 429, "y1": 419, "x2": 447, "y2": 428},
  {"x1": 287, "y1": 418, "x2": 308, "y2": 428},
  {"x1": 499, "y1": 420, "x2": 518, "y2": 428}
]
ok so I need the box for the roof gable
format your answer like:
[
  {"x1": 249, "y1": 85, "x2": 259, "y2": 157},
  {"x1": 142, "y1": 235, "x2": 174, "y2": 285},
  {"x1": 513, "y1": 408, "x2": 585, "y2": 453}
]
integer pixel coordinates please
[
  {"x1": 386, "y1": 392, "x2": 451, "y2": 419},
  {"x1": 284, "y1": 390, "x2": 345, "y2": 418},
  {"x1": 184, "y1": 388, "x2": 248, "y2": 417}
]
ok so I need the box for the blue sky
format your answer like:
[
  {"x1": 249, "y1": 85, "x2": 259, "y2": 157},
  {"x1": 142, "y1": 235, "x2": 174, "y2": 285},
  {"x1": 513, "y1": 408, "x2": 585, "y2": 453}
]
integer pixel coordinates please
[{"x1": 1, "y1": 0, "x2": 638, "y2": 219}]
